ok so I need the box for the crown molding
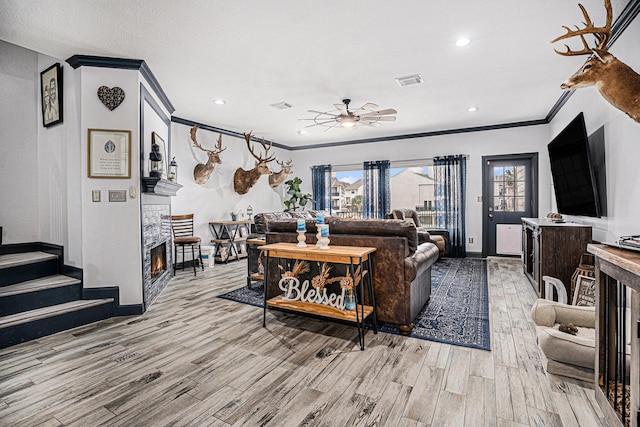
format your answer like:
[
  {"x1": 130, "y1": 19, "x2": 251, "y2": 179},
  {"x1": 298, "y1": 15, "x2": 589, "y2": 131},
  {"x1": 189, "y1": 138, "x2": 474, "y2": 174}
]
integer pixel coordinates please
[
  {"x1": 170, "y1": 116, "x2": 288, "y2": 150},
  {"x1": 65, "y1": 55, "x2": 174, "y2": 114}
]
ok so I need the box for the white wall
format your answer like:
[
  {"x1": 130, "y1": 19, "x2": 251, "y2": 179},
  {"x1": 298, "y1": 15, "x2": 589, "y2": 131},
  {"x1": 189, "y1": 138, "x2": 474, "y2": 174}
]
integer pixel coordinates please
[
  {"x1": 78, "y1": 67, "x2": 142, "y2": 304},
  {"x1": 289, "y1": 125, "x2": 552, "y2": 254},
  {"x1": 171, "y1": 123, "x2": 290, "y2": 241},
  {"x1": 0, "y1": 41, "x2": 40, "y2": 244},
  {"x1": 548, "y1": 16, "x2": 640, "y2": 243},
  {"x1": 37, "y1": 53, "x2": 83, "y2": 266}
]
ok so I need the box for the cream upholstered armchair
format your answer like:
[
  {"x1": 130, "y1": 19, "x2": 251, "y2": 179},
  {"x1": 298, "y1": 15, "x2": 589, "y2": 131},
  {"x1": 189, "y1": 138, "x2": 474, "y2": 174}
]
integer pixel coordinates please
[{"x1": 530, "y1": 299, "x2": 596, "y2": 382}]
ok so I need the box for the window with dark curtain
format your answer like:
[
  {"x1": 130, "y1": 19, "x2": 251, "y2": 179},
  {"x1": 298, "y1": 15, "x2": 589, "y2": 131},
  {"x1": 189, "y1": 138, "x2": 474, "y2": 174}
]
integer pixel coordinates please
[
  {"x1": 433, "y1": 155, "x2": 467, "y2": 257},
  {"x1": 363, "y1": 160, "x2": 390, "y2": 219},
  {"x1": 311, "y1": 165, "x2": 332, "y2": 213}
]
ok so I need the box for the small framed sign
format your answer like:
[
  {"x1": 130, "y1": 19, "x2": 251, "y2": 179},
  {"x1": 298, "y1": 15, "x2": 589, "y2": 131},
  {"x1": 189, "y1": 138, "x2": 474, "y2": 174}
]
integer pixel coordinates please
[
  {"x1": 40, "y1": 63, "x2": 63, "y2": 127},
  {"x1": 572, "y1": 275, "x2": 596, "y2": 307},
  {"x1": 88, "y1": 129, "x2": 131, "y2": 178}
]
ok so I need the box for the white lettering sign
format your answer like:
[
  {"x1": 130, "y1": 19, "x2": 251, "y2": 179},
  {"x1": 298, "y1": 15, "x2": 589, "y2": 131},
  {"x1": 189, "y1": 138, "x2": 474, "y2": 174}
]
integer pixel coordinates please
[{"x1": 279, "y1": 276, "x2": 345, "y2": 310}]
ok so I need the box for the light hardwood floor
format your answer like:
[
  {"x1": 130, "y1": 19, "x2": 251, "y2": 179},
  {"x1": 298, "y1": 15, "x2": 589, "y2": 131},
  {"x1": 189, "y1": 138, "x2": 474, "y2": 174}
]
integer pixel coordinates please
[{"x1": 0, "y1": 258, "x2": 611, "y2": 426}]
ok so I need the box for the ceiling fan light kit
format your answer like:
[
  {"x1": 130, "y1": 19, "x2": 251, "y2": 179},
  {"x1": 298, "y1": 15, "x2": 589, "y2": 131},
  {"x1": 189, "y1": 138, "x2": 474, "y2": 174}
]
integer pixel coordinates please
[{"x1": 300, "y1": 98, "x2": 397, "y2": 131}]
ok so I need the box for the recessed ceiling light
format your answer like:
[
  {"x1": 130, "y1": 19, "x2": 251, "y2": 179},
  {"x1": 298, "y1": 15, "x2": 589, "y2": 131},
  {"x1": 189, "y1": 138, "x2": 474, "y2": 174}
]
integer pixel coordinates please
[
  {"x1": 456, "y1": 37, "x2": 471, "y2": 47},
  {"x1": 298, "y1": 130, "x2": 308, "y2": 135},
  {"x1": 213, "y1": 99, "x2": 226, "y2": 105},
  {"x1": 467, "y1": 106, "x2": 478, "y2": 112}
]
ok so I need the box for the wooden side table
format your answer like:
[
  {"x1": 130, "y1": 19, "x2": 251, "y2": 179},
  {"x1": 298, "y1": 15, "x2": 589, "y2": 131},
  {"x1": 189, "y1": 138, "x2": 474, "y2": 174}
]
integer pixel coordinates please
[
  {"x1": 246, "y1": 237, "x2": 265, "y2": 289},
  {"x1": 208, "y1": 220, "x2": 252, "y2": 263},
  {"x1": 258, "y1": 242, "x2": 377, "y2": 350}
]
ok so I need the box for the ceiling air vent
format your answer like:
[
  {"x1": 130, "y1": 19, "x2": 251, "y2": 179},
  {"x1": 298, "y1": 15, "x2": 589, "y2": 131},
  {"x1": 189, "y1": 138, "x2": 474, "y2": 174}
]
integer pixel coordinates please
[
  {"x1": 269, "y1": 102, "x2": 292, "y2": 110},
  {"x1": 395, "y1": 74, "x2": 423, "y2": 87}
]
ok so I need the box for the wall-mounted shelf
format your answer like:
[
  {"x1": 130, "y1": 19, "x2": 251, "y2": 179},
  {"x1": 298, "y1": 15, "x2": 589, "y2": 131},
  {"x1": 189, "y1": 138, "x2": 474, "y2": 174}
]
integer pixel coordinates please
[{"x1": 141, "y1": 177, "x2": 182, "y2": 196}]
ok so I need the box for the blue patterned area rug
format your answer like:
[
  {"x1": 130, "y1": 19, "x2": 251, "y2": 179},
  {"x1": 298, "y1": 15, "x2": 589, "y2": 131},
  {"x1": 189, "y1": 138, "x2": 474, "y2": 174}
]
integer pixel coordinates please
[{"x1": 218, "y1": 257, "x2": 490, "y2": 350}]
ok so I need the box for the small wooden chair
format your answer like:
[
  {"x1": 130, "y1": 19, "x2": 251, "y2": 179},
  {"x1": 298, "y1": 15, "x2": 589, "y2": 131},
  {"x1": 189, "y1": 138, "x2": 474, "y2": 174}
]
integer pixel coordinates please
[{"x1": 171, "y1": 214, "x2": 204, "y2": 275}]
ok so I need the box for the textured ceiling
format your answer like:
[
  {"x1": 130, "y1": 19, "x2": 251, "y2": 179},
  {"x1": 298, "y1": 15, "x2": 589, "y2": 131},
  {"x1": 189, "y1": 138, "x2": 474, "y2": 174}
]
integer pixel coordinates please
[{"x1": 0, "y1": 0, "x2": 631, "y2": 148}]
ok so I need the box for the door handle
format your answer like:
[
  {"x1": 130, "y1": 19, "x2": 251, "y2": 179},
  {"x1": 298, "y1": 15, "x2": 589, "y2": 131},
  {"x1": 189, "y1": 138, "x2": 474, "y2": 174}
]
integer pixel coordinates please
[{"x1": 488, "y1": 213, "x2": 494, "y2": 218}]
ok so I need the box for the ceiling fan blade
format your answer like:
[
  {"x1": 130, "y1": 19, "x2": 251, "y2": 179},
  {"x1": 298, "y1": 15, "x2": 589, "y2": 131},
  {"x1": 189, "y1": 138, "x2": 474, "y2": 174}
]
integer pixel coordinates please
[
  {"x1": 354, "y1": 102, "x2": 378, "y2": 112},
  {"x1": 358, "y1": 108, "x2": 397, "y2": 118},
  {"x1": 324, "y1": 122, "x2": 342, "y2": 132},
  {"x1": 305, "y1": 119, "x2": 337, "y2": 127},
  {"x1": 333, "y1": 103, "x2": 348, "y2": 114},
  {"x1": 370, "y1": 116, "x2": 396, "y2": 122},
  {"x1": 308, "y1": 109, "x2": 339, "y2": 116}
]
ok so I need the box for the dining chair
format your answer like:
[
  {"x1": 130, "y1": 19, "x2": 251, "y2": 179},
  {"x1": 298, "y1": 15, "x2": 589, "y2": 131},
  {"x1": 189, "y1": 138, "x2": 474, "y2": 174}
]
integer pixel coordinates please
[{"x1": 171, "y1": 214, "x2": 204, "y2": 276}]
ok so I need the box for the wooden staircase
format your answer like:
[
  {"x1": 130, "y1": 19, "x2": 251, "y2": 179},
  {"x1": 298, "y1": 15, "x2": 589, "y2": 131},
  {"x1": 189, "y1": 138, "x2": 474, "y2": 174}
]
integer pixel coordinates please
[{"x1": 0, "y1": 248, "x2": 115, "y2": 349}]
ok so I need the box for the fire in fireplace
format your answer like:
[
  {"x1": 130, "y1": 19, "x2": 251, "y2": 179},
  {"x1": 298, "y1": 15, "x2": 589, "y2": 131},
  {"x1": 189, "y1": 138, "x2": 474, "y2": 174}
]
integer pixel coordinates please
[{"x1": 151, "y1": 242, "x2": 167, "y2": 281}]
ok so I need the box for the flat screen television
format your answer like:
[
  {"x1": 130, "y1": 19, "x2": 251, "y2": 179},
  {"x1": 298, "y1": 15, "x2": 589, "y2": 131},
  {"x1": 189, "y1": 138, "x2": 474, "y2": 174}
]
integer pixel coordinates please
[{"x1": 548, "y1": 112, "x2": 601, "y2": 217}]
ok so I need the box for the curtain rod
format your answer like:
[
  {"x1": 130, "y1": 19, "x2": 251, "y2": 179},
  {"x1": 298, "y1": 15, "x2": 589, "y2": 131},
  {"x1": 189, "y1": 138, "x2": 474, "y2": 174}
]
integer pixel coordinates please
[{"x1": 316, "y1": 155, "x2": 470, "y2": 171}]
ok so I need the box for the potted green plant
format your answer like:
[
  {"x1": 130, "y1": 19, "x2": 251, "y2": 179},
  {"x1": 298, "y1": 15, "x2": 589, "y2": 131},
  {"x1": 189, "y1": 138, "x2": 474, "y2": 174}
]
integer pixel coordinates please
[{"x1": 284, "y1": 177, "x2": 313, "y2": 212}]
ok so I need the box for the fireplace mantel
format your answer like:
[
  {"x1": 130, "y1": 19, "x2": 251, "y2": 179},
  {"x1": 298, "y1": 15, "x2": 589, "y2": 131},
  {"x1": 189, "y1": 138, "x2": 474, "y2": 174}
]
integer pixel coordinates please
[{"x1": 141, "y1": 177, "x2": 183, "y2": 196}]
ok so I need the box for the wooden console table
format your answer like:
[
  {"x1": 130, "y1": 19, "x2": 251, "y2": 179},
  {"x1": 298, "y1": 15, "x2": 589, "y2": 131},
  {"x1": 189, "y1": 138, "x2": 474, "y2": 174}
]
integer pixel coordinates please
[
  {"x1": 522, "y1": 218, "x2": 592, "y2": 298},
  {"x1": 208, "y1": 220, "x2": 252, "y2": 263},
  {"x1": 258, "y1": 242, "x2": 377, "y2": 350},
  {"x1": 589, "y1": 243, "x2": 640, "y2": 427}
]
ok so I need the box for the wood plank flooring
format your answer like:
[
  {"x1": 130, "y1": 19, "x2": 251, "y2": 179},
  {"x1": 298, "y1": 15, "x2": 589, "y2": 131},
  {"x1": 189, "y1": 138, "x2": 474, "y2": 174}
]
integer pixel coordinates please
[{"x1": 0, "y1": 258, "x2": 612, "y2": 426}]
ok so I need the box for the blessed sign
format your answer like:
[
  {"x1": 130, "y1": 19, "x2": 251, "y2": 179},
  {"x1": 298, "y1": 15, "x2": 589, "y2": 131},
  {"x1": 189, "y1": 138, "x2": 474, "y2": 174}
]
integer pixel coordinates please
[{"x1": 279, "y1": 276, "x2": 346, "y2": 310}]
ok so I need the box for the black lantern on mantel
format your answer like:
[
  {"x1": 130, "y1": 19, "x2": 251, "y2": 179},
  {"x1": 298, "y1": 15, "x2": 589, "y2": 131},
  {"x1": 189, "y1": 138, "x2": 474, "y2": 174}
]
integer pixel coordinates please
[
  {"x1": 168, "y1": 157, "x2": 178, "y2": 182},
  {"x1": 149, "y1": 142, "x2": 163, "y2": 178}
]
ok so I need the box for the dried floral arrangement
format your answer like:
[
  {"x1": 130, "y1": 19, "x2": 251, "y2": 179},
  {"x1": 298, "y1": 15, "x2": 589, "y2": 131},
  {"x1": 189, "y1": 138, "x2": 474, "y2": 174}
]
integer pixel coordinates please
[
  {"x1": 279, "y1": 260, "x2": 310, "y2": 279},
  {"x1": 338, "y1": 265, "x2": 367, "y2": 294}
]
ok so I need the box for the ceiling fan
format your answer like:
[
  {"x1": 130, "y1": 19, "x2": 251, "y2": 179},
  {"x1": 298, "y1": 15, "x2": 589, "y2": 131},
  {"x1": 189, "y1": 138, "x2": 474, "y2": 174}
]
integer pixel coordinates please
[{"x1": 300, "y1": 99, "x2": 397, "y2": 131}]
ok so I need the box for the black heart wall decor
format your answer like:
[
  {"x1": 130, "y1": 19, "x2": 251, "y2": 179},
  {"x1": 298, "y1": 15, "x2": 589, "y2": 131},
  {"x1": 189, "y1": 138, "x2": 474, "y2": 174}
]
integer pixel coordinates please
[{"x1": 97, "y1": 86, "x2": 126, "y2": 111}]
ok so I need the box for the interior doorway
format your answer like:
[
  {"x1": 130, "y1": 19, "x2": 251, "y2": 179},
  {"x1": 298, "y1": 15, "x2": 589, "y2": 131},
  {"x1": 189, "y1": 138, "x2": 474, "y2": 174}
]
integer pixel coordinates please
[{"x1": 482, "y1": 153, "x2": 538, "y2": 257}]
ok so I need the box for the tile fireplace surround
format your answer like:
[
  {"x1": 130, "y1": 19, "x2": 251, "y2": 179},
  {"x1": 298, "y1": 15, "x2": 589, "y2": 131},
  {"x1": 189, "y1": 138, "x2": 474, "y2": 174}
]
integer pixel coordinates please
[{"x1": 142, "y1": 200, "x2": 173, "y2": 308}]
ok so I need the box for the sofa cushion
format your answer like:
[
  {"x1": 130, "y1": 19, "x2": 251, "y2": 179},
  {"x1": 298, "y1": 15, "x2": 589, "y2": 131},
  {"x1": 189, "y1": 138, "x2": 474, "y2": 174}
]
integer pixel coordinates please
[
  {"x1": 254, "y1": 212, "x2": 293, "y2": 234},
  {"x1": 326, "y1": 218, "x2": 418, "y2": 255}
]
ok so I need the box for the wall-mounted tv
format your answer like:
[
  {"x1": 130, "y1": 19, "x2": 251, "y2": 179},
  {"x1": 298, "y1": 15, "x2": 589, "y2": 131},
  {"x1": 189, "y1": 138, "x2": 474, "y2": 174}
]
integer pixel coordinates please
[{"x1": 548, "y1": 112, "x2": 602, "y2": 217}]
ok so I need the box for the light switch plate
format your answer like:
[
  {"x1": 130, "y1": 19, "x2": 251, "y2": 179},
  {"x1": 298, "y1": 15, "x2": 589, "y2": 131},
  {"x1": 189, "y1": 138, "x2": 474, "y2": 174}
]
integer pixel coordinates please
[
  {"x1": 92, "y1": 190, "x2": 101, "y2": 202},
  {"x1": 108, "y1": 190, "x2": 126, "y2": 202}
]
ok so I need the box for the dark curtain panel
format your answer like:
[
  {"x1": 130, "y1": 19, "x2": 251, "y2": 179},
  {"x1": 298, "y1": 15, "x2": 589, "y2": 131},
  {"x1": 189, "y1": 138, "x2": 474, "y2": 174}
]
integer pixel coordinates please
[
  {"x1": 434, "y1": 155, "x2": 467, "y2": 257},
  {"x1": 311, "y1": 165, "x2": 332, "y2": 213},
  {"x1": 363, "y1": 160, "x2": 391, "y2": 219}
]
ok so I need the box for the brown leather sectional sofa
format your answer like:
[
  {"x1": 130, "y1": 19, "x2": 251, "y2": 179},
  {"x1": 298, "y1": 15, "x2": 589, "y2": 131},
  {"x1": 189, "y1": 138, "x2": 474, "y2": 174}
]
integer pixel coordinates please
[{"x1": 255, "y1": 212, "x2": 440, "y2": 331}]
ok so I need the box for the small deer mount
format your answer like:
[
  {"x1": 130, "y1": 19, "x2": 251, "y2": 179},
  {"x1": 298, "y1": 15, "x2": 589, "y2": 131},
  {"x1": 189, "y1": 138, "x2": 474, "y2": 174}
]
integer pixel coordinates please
[
  {"x1": 551, "y1": 0, "x2": 640, "y2": 123},
  {"x1": 233, "y1": 132, "x2": 275, "y2": 195},
  {"x1": 268, "y1": 158, "x2": 293, "y2": 188},
  {"x1": 191, "y1": 126, "x2": 226, "y2": 185}
]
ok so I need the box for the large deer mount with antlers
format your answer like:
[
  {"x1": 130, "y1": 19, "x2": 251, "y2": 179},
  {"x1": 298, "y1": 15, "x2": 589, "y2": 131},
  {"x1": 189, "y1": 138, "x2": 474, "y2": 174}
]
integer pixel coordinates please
[
  {"x1": 268, "y1": 158, "x2": 293, "y2": 188},
  {"x1": 191, "y1": 126, "x2": 226, "y2": 185},
  {"x1": 551, "y1": 0, "x2": 640, "y2": 123},
  {"x1": 233, "y1": 132, "x2": 276, "y2": 195}
]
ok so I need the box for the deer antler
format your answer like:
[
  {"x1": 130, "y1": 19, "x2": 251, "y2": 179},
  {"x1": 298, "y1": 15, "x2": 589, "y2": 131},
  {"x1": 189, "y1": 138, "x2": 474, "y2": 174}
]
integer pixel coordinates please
[
  {"x1": 191, "y1": 126, "x2": 226, "y2": 154},
  {"x1": 550, "y1": 0, "x2": 612, "y2": 56},
  {"x1": 244, "y1": 133, "x2": 275, "y2": 163}
]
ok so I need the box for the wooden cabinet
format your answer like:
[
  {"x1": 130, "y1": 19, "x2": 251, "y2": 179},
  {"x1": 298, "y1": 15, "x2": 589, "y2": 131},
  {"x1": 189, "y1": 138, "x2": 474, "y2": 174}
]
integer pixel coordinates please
[
  {"x1": 521, "y1": 218, "x2": 592, "y2": 298},
  {"x1": 589, "y1": 244, "x2": 640, "y2": 427}
]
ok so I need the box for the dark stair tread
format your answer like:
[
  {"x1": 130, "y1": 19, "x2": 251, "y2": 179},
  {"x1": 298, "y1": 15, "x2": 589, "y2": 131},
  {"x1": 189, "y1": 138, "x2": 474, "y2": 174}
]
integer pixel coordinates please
[
  {"x1": 0, "y1": 275, "x2": 81, "y2": 298},
  {"x1": 0, "y1": 299, "x2": 114, "y2": 329},
  {"x1": 0, "y1": 252, "x2": 58, "y2": 270}
]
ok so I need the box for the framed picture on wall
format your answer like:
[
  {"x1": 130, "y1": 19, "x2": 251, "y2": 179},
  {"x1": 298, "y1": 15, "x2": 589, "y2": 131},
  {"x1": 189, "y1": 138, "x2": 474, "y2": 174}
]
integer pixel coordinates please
[
  {"x1": 88, "y1": 129, "x2": 131, "y2": 178},
  {"x1": 40, "y1": 63, "x2": 63, "y2": 127}
]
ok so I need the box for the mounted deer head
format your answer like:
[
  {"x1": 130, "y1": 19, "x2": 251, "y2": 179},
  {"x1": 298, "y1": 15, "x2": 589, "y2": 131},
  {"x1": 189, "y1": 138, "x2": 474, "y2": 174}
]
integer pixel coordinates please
[
  {"x1": 268, "y1": 158, "x2": 293, "y2": 188},
  {"x1": 551, "y1": 0, "x2": 640, "y2": 123},
  {"x1": 191, "y1": 126, "x2": 226, "y2": 184},
  {"x1": 233, "y1": 132, "x2": 276, "y2": 195}
]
